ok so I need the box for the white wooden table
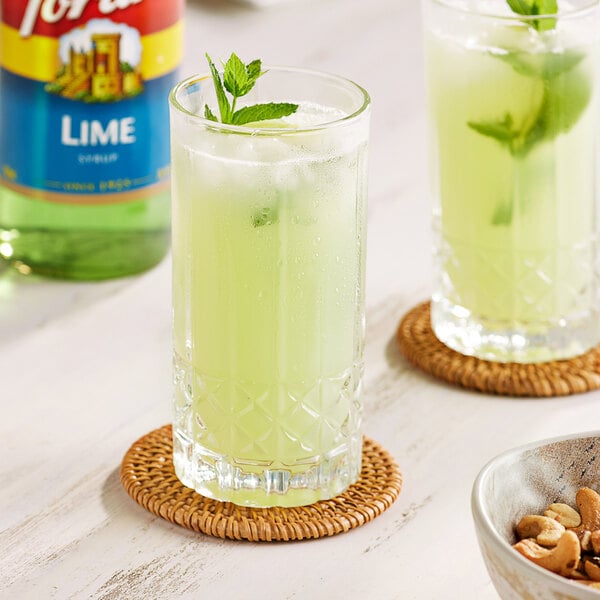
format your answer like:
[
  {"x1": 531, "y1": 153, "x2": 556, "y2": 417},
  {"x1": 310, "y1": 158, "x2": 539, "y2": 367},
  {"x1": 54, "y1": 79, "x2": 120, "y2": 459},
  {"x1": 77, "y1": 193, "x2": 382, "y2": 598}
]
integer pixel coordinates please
[{"x1": 3, "y1": 0, "x2": 599, "y2": 598}]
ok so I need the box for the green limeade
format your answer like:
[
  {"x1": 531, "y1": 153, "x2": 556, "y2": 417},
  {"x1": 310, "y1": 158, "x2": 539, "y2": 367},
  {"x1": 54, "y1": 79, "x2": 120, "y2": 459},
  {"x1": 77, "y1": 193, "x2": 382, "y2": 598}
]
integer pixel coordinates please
[
  {"x1": 427, "y1": 25, "x2": 599, "y2": 361},
  {"x1": 171, "y1": 103, "x2": 367, "y2": 506}
]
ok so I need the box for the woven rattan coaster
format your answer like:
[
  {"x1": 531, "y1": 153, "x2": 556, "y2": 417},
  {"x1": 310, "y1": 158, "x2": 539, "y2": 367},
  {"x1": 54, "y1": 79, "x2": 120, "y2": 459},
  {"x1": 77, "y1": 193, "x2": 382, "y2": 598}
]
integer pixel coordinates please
[
  {"x1": 120, "y1": 424, "x2": 402, "y2": 542},
  {"x1": 397, "y1": 301, "x2": 600, "y2": 397}
]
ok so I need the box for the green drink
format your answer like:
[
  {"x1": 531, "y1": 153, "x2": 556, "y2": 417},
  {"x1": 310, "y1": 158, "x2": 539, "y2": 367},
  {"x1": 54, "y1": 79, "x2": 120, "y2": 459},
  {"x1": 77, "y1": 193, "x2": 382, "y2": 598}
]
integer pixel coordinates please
[
  {"x1": 424, "y1": 0, "x2": 600, "y2": 362},
  {"x1": 169, "y1": 67, "x2": 370, "y2": 507}
]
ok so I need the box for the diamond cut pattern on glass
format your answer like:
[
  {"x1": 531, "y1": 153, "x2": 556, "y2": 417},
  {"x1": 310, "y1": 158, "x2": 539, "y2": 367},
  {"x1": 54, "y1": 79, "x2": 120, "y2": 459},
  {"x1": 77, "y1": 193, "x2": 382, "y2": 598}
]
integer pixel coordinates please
[
  {"x1": 435, "y1": 234, "x2": 597, "y2": 323},
  {"x1": 172, "y1": 354, "x2": 364, "y2": 501},
  {"x1": 193, "y1": 367, "x2": 362, "y2": 463}
]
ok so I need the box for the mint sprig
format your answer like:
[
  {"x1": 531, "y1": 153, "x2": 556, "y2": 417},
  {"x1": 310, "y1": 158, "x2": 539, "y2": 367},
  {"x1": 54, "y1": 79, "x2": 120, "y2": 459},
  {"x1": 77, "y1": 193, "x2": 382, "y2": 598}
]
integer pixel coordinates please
[
  {"x1": 506, "y1": 0, "x2": 558, "y2": 31},
  {"x1": 468, "y1": 50, "x2": 589, "y2": 161},
  {"x1": 465, "y1": 0, "x2": 591, "y2": 226},
  {"x1": 468, "y1": 52, "x2": 591, "y2": 225},
  {"x1": 204, "y1": 53, "x2": 298, "y2": 126}
]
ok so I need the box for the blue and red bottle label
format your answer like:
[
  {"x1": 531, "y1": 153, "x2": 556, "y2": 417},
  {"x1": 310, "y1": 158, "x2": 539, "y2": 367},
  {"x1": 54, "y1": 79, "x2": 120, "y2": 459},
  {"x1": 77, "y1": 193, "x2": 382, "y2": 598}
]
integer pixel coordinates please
[{"x1": 0, "y1": 1, "x2": 183, "y2": 204}]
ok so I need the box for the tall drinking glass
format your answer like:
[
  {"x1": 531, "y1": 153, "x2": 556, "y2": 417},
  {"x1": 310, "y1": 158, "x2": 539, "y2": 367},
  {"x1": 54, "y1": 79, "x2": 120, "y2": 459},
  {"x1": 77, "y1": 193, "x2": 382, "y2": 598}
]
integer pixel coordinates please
[
  {"x1": 169, "y1": 68, "x2": 370, "y2": 507},
  {"x1": 424, "y1": 0, "x2": 600, "y2": 362}
]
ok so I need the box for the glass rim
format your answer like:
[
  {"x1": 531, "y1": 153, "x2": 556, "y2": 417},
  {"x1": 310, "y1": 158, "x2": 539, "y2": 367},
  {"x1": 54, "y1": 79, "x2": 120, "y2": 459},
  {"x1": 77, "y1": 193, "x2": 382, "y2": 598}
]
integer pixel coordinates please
[
  {"x1": 168, "y1": 66, "x2": 371, "y2": 136},
  {"x1": 429, "y1": 0, "x2": 600, "y2": 21}
]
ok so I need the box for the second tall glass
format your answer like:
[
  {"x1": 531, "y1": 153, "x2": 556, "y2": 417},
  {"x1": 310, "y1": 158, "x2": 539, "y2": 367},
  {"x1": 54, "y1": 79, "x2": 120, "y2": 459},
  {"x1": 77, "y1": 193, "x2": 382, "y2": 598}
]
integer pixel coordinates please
[{"x1": 424, "y1": 0, "x2": 600, "y2": 362}]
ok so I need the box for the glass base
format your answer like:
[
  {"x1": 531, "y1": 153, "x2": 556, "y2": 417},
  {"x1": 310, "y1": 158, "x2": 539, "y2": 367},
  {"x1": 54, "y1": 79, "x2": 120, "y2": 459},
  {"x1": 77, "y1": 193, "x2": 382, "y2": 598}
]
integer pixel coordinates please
[
  {"x1": 431, "y1": 296, "x2": 600, "y2": 363},
  {"x1": 172, "y1": 428, "x2": 363, "y2": 508}
]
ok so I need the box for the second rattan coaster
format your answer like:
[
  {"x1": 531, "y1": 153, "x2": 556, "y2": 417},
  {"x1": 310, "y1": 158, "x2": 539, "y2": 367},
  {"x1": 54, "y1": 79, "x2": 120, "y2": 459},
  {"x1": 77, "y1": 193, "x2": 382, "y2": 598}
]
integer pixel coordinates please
[
  {"x1": 397, "y1": 301, "x2": 600, "y2": 397},
  {"x1": 120, "y1": 425, "x2": 402, "y2": 542}
]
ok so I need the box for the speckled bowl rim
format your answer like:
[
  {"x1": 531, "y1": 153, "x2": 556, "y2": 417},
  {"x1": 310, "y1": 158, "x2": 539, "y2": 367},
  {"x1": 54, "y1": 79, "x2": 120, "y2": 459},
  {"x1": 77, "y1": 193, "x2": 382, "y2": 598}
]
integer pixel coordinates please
[{"x1": 472, "y1": 431, "x2": 600, "y2": 597}]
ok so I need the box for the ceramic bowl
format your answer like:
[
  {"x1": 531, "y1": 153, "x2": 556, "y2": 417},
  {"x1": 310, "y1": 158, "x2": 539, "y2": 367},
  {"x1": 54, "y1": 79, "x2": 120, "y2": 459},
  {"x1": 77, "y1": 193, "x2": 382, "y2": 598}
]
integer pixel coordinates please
[{"x1": 472, "y1": 432, "x2": 600, "y2": 599}]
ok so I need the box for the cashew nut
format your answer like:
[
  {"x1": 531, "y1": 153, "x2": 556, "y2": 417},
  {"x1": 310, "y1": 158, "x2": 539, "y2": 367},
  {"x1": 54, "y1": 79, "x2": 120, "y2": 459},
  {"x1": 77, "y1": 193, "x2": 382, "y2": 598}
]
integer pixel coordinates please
[
  {"x1": 573, "y1": 488, "x2": 600, "y2": 535},
  {"x1": 591, "y1": 530, "x2": 600, "y2": 554},
  {"x1": 544, "y1": 503, "x2": 582, "y2": 529},
  {"x1": 585, "y1": 558, "x2": 600, "y2": 582},
  {"x1": 513, "y1": 530, "x2": 580, "y2": 577},
  {"x1": 570, "y1": 567, "x2": 590, "y2": 580},
  {"x1": 581, "y1": 530, "x2": 593, "y2": 553},
  {"x1": 516, "y1": 514, "x2": 566, "y2": 547}
]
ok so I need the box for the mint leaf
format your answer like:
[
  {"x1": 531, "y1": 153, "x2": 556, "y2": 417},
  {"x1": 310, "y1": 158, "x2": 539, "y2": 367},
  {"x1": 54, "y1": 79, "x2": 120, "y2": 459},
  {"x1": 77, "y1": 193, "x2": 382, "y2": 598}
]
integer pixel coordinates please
[
  {"x1": 534, "y1": 0, "x2": 558, "y2": 30},
  {"x1": 204, "y1": 104, "x2": 218, "y2": 122},
  {"x1": 497, "y1": 52, "x2": 540, "y2": 77},
  {"x1": 513, "y1": 117, "x2": 546, "y2": 157},
  {"x1": 505, "y1": 0, "x2": 557, "y2": 31},
  {"x1": 467, "y1": 113, "x2": 520, "y2": 145},
  {"x1": 252, "y1": 205, "x2": 278, "y2": 227},
  {"x1": 232, "y1": 103, "x2": 298, "y2": 126},
  {"x1": 204, "y1": 53, "x2": 298, "y2": 126},
  {"x1": 206, "y1": 53, "x2": 232, "y2": 123},
  {"x1": 499, "y1": 50, "x2": 584, "y2": 80},
  {"x1": 491, "y1": 200, "x2": 514, "y2": 226},
  {"x1": 245, "y1": 60, "x2": 263, "y2": 91},
  {"x1": 506, "y1": 0, "x2": 534, "y2": 16},
  {"x1": 542, "y1": 66, "x2": 592, "y2": 138},
  {"x1": 223, "y1": 53, "x2": 248, "y2": 98},
  {"x1": 536, "y1": 0, "x2": 558, "y2": 12},
  {"x1": 542, "y1": 50, "x2": 584, "y2": 79}
]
